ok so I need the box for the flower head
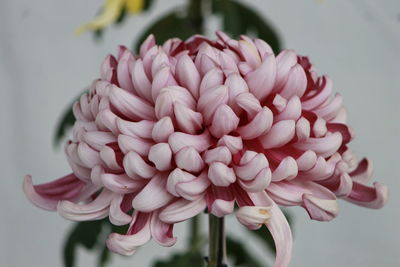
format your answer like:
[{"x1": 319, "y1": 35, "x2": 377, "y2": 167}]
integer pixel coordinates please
[{"x1": 24, "y1": 32, "x2": 388, "y2": 267}]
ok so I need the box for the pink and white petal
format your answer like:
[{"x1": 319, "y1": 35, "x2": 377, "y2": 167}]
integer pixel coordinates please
[
  {"x1": 175, "y1": 54, "x2": 201, "y2": 99},
  {"x1": 116, "y1": 118, "x2": 154, "y2": 139},
  {"x1": 293, "y1": 132, "x2": 342, "y2": 158},
  {"x1": 197, "y1": 85, "x2": 229, "y2": 124},
  {"x1": 148, "y1": 143, "x2": 172, "y2": 171},
  {"x1": 248, "y1": 192, "x2": 293, "y2": 267},
  {"x1": 175, "y1": 146, "x2": 205, "y2": 173},
  {"x1": 224, "y1": 73, "x2": 249, "y2": 113},
  {"x1": 273, "y1": 96, "x2": 302, "y2": 122},
  {"x1": 118, "y1": 134, "x2": 152, "y2": 156},
  {"x1": 199, "y1": 68, "x2": 224, "y2": 96},
  {"x1": 123, "y1": 151, "x2": 156, "y2": 179},
  {"x1": 150, "y1": 213, "x2": 177, "y2": 247},
  {"x1": 77, "y1": 142, "x2": 102, "y2": 168},
  {"x1": 302, "y1": 194, "x2": 339, "y2": 221},
  {"x1": 174, "y1": 103, "x2": 203, "y2": 134},
  {"x1": 109, "y1": 194, "x2": 132, "y2": 225},
  {"x1": 259, "y1": 120, "x2": 295, "y2": 149},
  {"x1": 101, "y1": 173, "x2": 143, "y2": 194},
  {"x1": 271, "y1": 157, "x2": 298, "y2": 182},
  {"x1": 139, "y1": 34, "x2": 156, "y2": 58},
  {"x1": 208, "y1": 162, "x2": 236, "y2": 187},
  {"x1": 159, "y1": 197, "x2": 207, "y2": 224},
  {"x1": 237, "y1": 107, "x2": 273, "y2": 139},
  {"x1": 83, "y1": 131, "x2": 117, "y2": 151},
  {"x1": 275, "y1": 50, "x2": 297, "y2": 89},
  {"x1": 99, "y1": 146, "x2": 124, "y2": 171},
  {"x1": 96, "y1": 109, "x2": 119, "y2": 135},
  {"x1": 217, "y1": 135, "x2": 243, "y2": 154},
  {"x1": 109, "y1": 85, "x2": 155, "y2": 121},
  {"x1": 238, "y1": 168, "x2": 271, "y2": 192},
  {"x1": 236, "y1": 205, "x2": 271, "y2": 230},
  {"x1": 151, "y1": 66, "x2": 178, "y2": 102},
  {"x1": 168, "y1": 131, "x2": 212, "y2": 153},
  {"x1": 296, "y1": 150, "x2": 317, "y2": 172},
  {"x1": 57, "y1": 189, "x2": 113, "y2": 221},
  {"x1": 152, "y1": 116, "x2": 174, "y2": 143},
  {"x1": 245, "y1": 53, "x2": 277, "y2": 101},
  {"x1": 107, "y1": 212, "x2": 152, "y2": 256},
  {"x1": 235, "y1": 152, "x2": 269, "y2": 181},
  {"x1": 209, "y1": 105, "x2": 239, "y2": 138},
  {"x1": 167, "y1": 168, "x2": 197, "y2": 196},
  {"x1": 279, "y1": 65, "x2": 307, "y2": 98},
  {"x1": 295, "y1": 117, "x2": 311, "y2": 141},
  {"x1": 132, "y1": 173, "x2": 174, "y2": 212},
  {"x1": 203, "y1": 146, "x2": 232, "y2": 166},
  {"x1": 175, "y1": 171, "x2": 210, "y2": 200},
  {"x1": 235, "y1": 92, "x2": 263, "y2": 119}
]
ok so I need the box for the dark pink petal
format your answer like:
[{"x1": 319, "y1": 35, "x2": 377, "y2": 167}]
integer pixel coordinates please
[
  {"x1": 349, "y1": 158, "x2": 373, "y2": 184},
  {"x1": 345, "y1": 182, "x2": 388, "y2": 209},
  {"x1": 23, "y1": 174, "x2": 88, "y2": 211}
]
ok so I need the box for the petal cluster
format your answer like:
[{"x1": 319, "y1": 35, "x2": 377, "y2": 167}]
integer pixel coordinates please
[{"x1": 24, "y1": 32, "x2": 388, "y2": 267}]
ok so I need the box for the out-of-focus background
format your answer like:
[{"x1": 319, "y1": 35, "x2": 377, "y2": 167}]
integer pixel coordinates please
[{"x1": 1, "y1": 0, "x2": 399, "y2": 266}]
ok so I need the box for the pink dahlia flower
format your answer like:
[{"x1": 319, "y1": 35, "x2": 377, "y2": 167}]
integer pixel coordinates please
[{"x1": 24, "y1": 32, "x2": 388, "y2": 267}]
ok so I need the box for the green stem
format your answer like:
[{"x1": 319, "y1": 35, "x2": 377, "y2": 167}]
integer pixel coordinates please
[
  {"x1": 189, "y1": 215, "x2": 200, "y2": 250},
  {"x1": 208, "y1": 214, "x2": 227, "y2": 267},
  {"x1": 188, "y1": 0, "x2": 205, "y2": 34}
]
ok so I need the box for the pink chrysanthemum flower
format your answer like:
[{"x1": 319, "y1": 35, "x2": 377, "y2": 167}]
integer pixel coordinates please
[{"x1": 24, "y1": 32, "x2": 388, "y2": 267}]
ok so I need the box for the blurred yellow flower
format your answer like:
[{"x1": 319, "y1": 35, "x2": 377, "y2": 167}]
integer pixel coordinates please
[{"x1": 75, "y1": 0, "x2": 144, "y2": 35}]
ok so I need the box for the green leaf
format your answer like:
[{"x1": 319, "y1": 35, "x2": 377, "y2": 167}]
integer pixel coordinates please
[
  {"x1": 134, "y1": 11, "x2": 197, "y2": 53},
  {"x1": 153, "y1": 251, "x2": 205, "y2": 267},
  {"x1": 54, "y1": 90, "x2": 86, "y2": 147},
  {"x1": 115, "y1": 7, "x2": 127, "y2": 24},
  {"x1": 143, "y1": 0, "x2": 155, "y2": 11},
  {"x1": 63, "y1": 220, "x2": 104, "y2": 267},
  {"x1": 212, "y1": 0, "x2": 281, "y2": 53},
  {"x1": 246, "y1": 210, "x2": 293, "y2": 253},
  {"x1": 226, "y1": 236, "x2": 265, "y2": 267},
  {"x1": 63, "y1": 219, "x2": 129, "y2": 267}
]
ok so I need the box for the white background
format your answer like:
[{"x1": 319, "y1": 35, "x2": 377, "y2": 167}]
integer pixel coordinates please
[{"x1": 1, "y1": 0, "x2": 399, "y2": 266}]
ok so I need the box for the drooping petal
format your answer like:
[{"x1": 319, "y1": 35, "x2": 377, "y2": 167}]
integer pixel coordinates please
[
  {"x1": 106, "y1": 212, "x2": 152, "y2": 256},
  {"x1": 345, "y1": 182, "x2": 388, "y2": 209},
  {"x1": 57, "y1": 189, "x2": 113, "y2": 221},
  {"x1": 248, "y1": 192, "x2": 293, "y2": 267},
  {"x1": 150, "y1": 212, "x2": 177, "y2": 247}
]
